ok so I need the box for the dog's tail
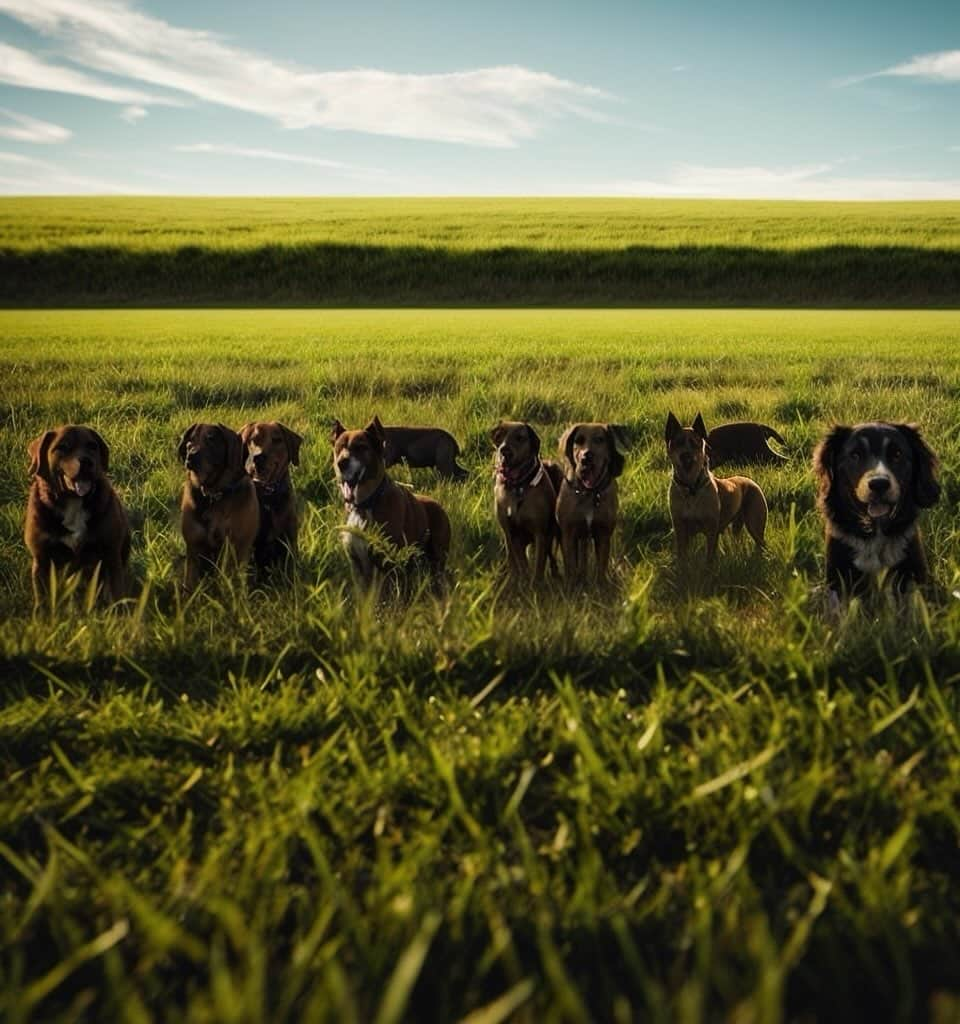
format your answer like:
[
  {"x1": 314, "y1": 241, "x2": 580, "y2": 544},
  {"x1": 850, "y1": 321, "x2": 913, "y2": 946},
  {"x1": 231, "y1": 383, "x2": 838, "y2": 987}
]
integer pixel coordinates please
[{"x1": 763, "y1": 425, "x2": 788, "y2": 448}]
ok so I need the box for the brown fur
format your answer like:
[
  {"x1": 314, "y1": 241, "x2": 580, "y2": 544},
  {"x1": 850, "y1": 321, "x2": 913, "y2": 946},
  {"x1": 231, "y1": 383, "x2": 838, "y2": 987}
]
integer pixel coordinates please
[
  {"x1": 666, "y1": 412, "x2": 767, "y2": 565},
  {"x1": 378, "y1": 424, "x2": 469, "y2": 481},
  {"x1": 24, "y1": 424, "x2": 131, "y2": 604},
  {"x1": 239, "y1": 420, "x2": 302, "y2": 576},
  {"x1": 178, "y1": 422, "x2": 260, "y2": 591},
  {"x1": 332, "y1": 415, "x2": 451, "y2": 589},
  {"x1": 491, "y1": 420, "x2": 558, "y2": 582},
  {"x1": 555, "y1": 422, "x2": 625, "y2": 582},
  {"x1": 706, "y1": 421, "x2": 788, "y2": 467}
]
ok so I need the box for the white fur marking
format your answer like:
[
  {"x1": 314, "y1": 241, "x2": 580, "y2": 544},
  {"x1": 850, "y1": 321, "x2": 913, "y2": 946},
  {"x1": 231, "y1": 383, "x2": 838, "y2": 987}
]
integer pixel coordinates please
[
  {"x1": 342, "y1": 506, "x2": 373, "y2": 575},
  {"x1": 830, "y1": 522, "x2": 916, "y2": 574}
]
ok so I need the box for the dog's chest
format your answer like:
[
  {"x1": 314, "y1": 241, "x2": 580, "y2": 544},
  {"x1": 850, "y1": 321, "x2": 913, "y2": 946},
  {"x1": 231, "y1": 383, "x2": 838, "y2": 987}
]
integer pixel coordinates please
[
  {"x1": 835, "y1": 525, "x2": 914, "y2": 574},
  {"x1": 671, "y1": 483, "x2": 719, "y2": 526},
  {"x1": 342, "y1": 506, "x2": 373, "y2": 561},
  {"x1": 59, "y1": 498, "x2": 89, "y2": 552}
]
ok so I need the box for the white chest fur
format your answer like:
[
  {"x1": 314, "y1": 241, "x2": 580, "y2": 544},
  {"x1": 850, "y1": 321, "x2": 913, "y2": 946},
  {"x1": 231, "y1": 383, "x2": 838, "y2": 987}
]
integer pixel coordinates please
[
  {"x1": 342, "y1": 506, "x2": 373, "y2": 571},
  {"x1": 831, "y1": 523, "x2": 915, "y2": 574},
  {"x1": 60, "y1": 498, "x2": 89, "y2": 552}
]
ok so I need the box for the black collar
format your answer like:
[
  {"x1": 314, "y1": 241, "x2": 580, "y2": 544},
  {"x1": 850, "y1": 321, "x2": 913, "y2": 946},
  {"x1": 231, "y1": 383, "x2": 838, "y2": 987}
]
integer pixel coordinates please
[
  {"x1": 672, "y1": 468, "x2": 709, "y2": 496},
  {"x1": 194, "y1": 474, "x2": 247, "y2": 505},
  {"x1": 497, "y1": 458, "x2": 543, "y2": 499},
  {"x1": 254, "y1": 475, "x2": 291, "y2": 503},
  {"x1": 345, "y1": 474, "x2": 389, "y2": 512}
]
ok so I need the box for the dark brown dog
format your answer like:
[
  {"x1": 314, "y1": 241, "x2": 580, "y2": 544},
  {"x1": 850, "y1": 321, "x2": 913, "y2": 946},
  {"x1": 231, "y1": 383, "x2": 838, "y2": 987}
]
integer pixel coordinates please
[
  {"x1": 331, "y1": 420, "x2": 468, "y2": 481},
  {"x1": 178, "y1": 423, "x2": 260, "y2": 591},
  {"x1": 813, "y1": 422, "x2": 940, "y2": 595},
  {"x1": 666, "y1": 412, "x2": 767, "y2": 564},
  {"x1": 555, "y1": 422, "x2": 625, "y2": 581},
  {"x1": 24, "y1": 425, "x2": 131, "y2": 604},
  {"x1": 332, "y1": 415, "x2": 451, "y2": 589},
  {"x1": 491, "y1": 420, "x2": 559, "y2": 581},
  {"x1": 706, "y1": 421, "x2": 788, "y2": 467},
  {"x1": 239, "y1": 420, "x2": 303, "y2": 575}
]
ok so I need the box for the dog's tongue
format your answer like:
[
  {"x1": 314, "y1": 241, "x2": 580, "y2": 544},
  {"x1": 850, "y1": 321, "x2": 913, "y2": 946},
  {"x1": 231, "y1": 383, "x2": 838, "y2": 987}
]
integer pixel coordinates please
[
  {"x1": 580, "y1": 467, "x2": 597, "y2": 488},
  {"x1": 340, "y1": 479, "x2": 355, "y2": 502},
  {"x1": 70, "y1": 478, "x2": 92, "y2": 497},
  {"x1": 867, "y1": 500, "x2": 893, "y2": 519}
]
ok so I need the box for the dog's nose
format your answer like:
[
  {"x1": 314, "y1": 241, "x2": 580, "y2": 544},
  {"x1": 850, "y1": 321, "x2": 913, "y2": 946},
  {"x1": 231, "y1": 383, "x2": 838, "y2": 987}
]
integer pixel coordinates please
[{"x1": 868, "y1": 477, "x2": 891, "y2": 494}]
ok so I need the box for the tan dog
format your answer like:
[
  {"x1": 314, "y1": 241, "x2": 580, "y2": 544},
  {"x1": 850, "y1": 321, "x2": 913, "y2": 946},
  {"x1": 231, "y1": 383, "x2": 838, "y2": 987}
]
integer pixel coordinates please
[
  {"x1": 491, "y1": 420, "x2": 560, "y2": 581},
  {"x1": 555, "y1": 422, "x2": 625, "y2": 581},
  {"x1": 332, "y1": 415, "x2": 451, "y2": 589},
  {"x1": 24, "y1": 425, "x2": 131, "y2": 604},
  {"x1": 666, "y1": 412, "x2": 767, "y2": 564},
  {"x1": 239, "y1": 420, "x2": 303, "y2": 576},
  {"x1": 178, "y1": 423, "x2": 260, "y2": 591}
]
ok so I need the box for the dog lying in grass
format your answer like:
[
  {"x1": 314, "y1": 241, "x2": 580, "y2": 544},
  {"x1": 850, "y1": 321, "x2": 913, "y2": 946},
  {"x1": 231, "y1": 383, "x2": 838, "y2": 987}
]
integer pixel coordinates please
[
  {"x1": 706, "y1": 421, "x2": 788, "y2": 467},
  {"x1": 813, "y1": 421, "x2": 940, "y2": 596},
  {"x1": 332, "y1": 415, "x2": 451, "y2": 590},
  {"x1": 178, "y1": 422, "x2": 260, "y2": 591},
  {"x1": 25, "y1": 424, "x2": 131, "y2": 605},
  {"x1": 666, "y1": 412, "x2": 767, "y2": 565}
]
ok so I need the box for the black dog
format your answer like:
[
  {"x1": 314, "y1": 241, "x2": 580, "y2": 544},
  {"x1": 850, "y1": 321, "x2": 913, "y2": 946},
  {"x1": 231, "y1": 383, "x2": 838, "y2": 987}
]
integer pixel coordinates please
[{"x1": 813, "y1": 422, "x2": 940, "y2": 595}]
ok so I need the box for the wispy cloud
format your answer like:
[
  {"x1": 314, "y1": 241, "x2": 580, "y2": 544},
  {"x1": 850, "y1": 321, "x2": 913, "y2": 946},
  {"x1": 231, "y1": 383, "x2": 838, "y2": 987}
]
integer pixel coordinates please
[
  {"x1": 121, "y1": 104, "x2": 147, "y2": 123},
  {"x1": 0, "y1": 149, "x2": 145, "y2": 191},
  {"x1": 175, "y1": 142, "x2": 384, "y2": 176},
  {"x1": 0, "y1": 107, "x2": 71, "y2": 142},
  {"x1": 588, "y1": 162, "x2": 960, "y2": 199},
  {"x1": 0, "y1": 0, "x2": 612, "y2": 146},
  {"x1": 837, "y1": 49, "x2": 960, "y2": 87}
]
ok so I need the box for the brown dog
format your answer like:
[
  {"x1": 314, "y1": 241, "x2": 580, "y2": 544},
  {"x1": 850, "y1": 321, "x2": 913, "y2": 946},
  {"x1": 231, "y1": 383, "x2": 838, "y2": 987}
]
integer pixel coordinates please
[
  {"x1": 707, "y1": 421, "x2": 788, "y2": 467},
  {"x1": 381, "y1": 424, "x2": 469, "y2": 481},
  {"x1": 239, "y1": 420, "x2": 303, "y2": 575},
  {"x1": 666, "y1": 412, "x2": 767, "y2": 564},
  {"x1": 555, "y1": 422, "x2": 625, "y2": 581},
  {"x1": 24, "y1": 425, "x2": 131, "y2": 604},
  {"x1": 491, "y1": 420, "x2": 559, "y2": 581},
  {"x1": 178, "y1": 423, "x2": 260, "y2": 590},
  {"x1": 332, "y1": 415, "x2": 451, "y2": 589}
]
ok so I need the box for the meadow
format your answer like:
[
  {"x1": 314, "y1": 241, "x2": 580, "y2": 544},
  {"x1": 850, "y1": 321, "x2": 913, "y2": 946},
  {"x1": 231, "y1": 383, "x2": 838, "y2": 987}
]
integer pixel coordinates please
[
  {"x1": 2, "y1": 308, "x2": 960, "y2": 1021},
  {"x1": 2, "y1": 198, "x2": 959, "y2": 306}
]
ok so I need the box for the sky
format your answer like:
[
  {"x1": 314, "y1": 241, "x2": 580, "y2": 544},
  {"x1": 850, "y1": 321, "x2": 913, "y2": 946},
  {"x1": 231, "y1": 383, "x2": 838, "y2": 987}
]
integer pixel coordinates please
[{"x1": 0, "y1": 0, "x2": 957, "y2": 197}]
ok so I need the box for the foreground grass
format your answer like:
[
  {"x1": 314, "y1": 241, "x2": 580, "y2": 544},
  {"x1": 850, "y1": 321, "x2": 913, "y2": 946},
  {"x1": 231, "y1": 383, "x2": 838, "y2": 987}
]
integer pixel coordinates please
[
  {"x1": 1, "y1": 199, "x2": 958, "y2": 306},
  {"x1": 2, "y1": 309, "x2": 960, "y2": 1021}
]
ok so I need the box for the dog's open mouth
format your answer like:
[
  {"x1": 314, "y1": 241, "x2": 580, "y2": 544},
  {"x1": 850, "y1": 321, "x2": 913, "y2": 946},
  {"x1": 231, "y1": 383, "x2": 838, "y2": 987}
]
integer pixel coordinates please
[
  {"x1": 578, "y1": 464, "x2": 601, "y2": 489},
  {"x1": 65, "y1": 475, "x2": 93, "y2": 497},
  {"x1": 339, "y1": 468, "x2": 365, "y2": 502},
  {"x1": 866, "y1": 499, "x2": 896, "y2": 520}
]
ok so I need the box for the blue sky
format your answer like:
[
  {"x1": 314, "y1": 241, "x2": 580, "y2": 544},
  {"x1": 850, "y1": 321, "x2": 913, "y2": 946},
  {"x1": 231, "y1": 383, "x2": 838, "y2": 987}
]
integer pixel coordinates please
[{"x1": 0, "y1": 0, "x2": 957, "y2": 196}]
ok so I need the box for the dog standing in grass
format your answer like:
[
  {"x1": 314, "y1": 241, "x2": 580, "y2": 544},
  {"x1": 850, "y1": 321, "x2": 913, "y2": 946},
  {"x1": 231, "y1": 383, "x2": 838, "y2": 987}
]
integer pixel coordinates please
[{"x1": 666, "y1": 412, "x2": 767, "y2": 564}]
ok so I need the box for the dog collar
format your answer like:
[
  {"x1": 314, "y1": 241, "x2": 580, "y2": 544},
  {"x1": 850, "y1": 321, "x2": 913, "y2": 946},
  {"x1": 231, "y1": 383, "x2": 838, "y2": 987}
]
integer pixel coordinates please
[
  {"x1": 672, "y1": 469, "x2": 709, "y2": 496},
  {"x1": 567, "y1": 471, "x2": 610, "y2": 507},
  {"x1": 345, "y1": 474, "x2": 388, "y2": 512},
  {"x1": 198, "y1": 475, "x2": 247, "y2": 503},
  {"x1": 255, "y1": 475, "x2": 291, "y2": 502},
  {"x1": 497, "y1": 458, "x2": 544, "y2": 499}
]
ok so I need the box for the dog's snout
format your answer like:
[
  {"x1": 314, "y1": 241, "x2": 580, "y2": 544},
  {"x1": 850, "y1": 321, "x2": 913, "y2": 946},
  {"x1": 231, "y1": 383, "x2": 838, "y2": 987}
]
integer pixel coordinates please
[{"x1": 868, "y1": 476, "x2": 891, "y2": 495}]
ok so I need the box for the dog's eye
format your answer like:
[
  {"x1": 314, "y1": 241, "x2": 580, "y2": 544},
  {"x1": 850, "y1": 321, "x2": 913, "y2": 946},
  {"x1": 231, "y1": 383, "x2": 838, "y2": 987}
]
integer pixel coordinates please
[
  {"x1": 849, "y1": 450, "x2": 862, "y2": 463},
  {"x1": 888, "y1": 446, "x2": 902, "y2": 461}
]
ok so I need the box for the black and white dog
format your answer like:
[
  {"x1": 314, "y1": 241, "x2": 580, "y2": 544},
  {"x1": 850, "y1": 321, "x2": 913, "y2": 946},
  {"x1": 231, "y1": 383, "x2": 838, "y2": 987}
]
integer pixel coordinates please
[{"x1": 813, "y1": 422, "x2": 940, "y2": 596}]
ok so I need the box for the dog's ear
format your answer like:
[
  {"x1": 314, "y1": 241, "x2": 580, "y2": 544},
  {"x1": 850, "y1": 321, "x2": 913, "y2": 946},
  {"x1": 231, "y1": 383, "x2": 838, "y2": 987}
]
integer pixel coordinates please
[
  {"x1": 27, "y1": 430, "x2": 56, "y2": 480},
  {"x1": 692, "y1": 413, "x2": 708, "y2": 441},
  {"x1": 89, "y1": 428, "x2": 110, "y2": 472},
  {"x1": 665, "y1": 412, "x2": 682, "y2": 444},
  {"x1": 605, "y1": 424, "x2": 626, "y2": 479},
  {"x1": 896, "y1": 423, "x2": 941, "y2": 508},
  {"x1": 812, "y1": 425, "x2": 851, "y2": 499},
  {"x1": 330, "y1": 418, "x2": 346, "y2": 445},
  {"x1": 365, "y1": 415, "x2": 386, "y2": 451},
  {"x1": 177, "y1": 424, "x2": 200, "y2": 463},
  {"x1": 559, "y1": 424, "x2": 581, "y2": 468},
  {"x1": 219, "y1": 424, "x2": 245, "y2": 473},
  {"x1": 525, "y1": 424, "x2": 542, "y2": 458},
  {"x1": 490, "y1": 421, "x2": 507, "y2": 446},
  {"x1": 281, "y1": 425, "x2": 303, "y2": 466}
]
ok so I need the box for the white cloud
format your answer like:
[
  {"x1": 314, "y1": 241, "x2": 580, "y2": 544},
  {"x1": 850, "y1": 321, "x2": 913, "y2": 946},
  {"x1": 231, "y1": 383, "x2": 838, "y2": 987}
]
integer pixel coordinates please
[
  {"x1": 838, "y1": 49, "x2": 960, "y2": 86},
  {"x1": 0, "y1": 149, "x2": 145, "y2": 191},
  {"x1": 0, "y1": 107, "x2": 71, "y2": 142},
  {"x1": 0, "y1": 0, "x2": 612, "y2": 147},
  {"x1": 175, "y1": 142, "x2": 385, "y2": 177},
  {"x1": 0, "y1": 42, "x2": 180, "y2": 106},
  {"x1": 586, "y1": 163, "x2": 960, "y2": 199},
  {"x1": 121, "y1": 104, "x2": 147, "y2": 123}
]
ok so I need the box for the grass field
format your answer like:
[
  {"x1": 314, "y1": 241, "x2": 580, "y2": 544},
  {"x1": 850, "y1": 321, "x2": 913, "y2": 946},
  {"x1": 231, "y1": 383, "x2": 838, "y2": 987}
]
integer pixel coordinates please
[
  {"x1": 2, "y1": 308, "x2": 960, "y2": 1021},
  {"x1": 2, "y1": 198, "x2": 959, "y2": 306}
]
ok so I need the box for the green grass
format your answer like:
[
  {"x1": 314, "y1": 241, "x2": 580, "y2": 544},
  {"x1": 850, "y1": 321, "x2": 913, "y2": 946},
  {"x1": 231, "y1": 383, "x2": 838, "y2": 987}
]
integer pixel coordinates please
[
  {"x1": 2, "y1": 308, "x2": 960, "y2": 1021},
  {"x1": 2, "y1": 198, "x2": 959, "y2": 306}
]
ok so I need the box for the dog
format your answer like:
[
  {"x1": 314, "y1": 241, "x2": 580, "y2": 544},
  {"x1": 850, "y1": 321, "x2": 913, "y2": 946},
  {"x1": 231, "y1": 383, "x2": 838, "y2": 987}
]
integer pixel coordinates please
[
  {"x1": 24, "y1": 425, "x2": 131, "y2": 604},
  {"x1": 331, "y1": 420, "x2": 468, "y2": 481},
  {"x1": 555, "y1": 422, "x2": 625, "y2": 581},
  {"x1": 239, "y1": 420, "x2": 303, "y2": 576},
  {"x1": 813, "y1": 422, "x2": 940, "y2": 595},
  {"x1": 491, "y1": 420, "x2": 561, "y2": 581},
  {"x1": 706, "y1": 421, "x2": 788, "y2": 467},
  {"x1": 666, "y1": 412, "x2": 767, "y2": 564},
  {"x1": 178, "y1": 423, "x2": 260, "y2": 591},
  {"x1": 332, "y1": 415, "x2": 451, "y2": 589}
]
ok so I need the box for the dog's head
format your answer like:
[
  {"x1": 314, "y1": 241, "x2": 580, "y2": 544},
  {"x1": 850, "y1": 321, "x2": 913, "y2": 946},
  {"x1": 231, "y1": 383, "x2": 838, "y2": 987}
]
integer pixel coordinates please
[
  {"x1": 665, "y1": 412, "x2": 709, "y2": 482},
  {"x1": 331, "y1": 415, "x2": 386, "y2": 503},
  {"x1": 490, "y1": 420, "x2": 541, "y2": 479},
  {"x1": 28, "y1": 424, "x2": 109, "y2": 498},
  {"x1": 560, "y1": 422, "x2": 626, "y2": 488},
  {"x1": 239, "y1": 420, "x2": 302, "y2": 485},
  {"x1": 813, "y1": 422, "x2": 940, "y2": 527},
  {"x1": 178, "y1": 422, "x2": 245, "y2": 490}
]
